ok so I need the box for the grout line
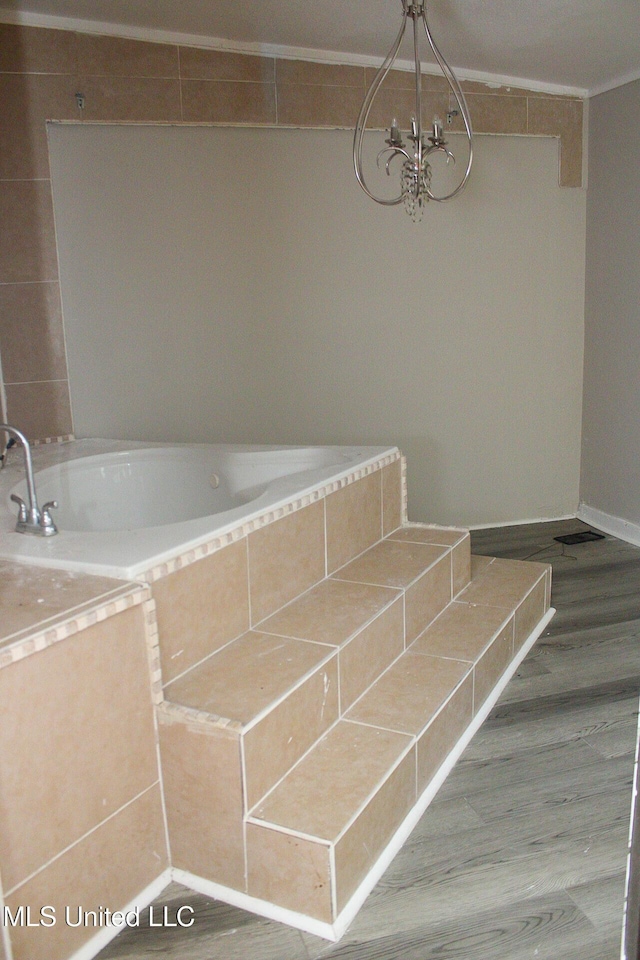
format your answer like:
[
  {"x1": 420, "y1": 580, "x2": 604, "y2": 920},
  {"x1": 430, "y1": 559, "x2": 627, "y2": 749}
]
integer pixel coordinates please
[
  {"x1": 3, "y1": 781, "x2": 163, "y2": 898},
  {"x1": 241, "y1": 651, "x2": 338, "y2": 735}
]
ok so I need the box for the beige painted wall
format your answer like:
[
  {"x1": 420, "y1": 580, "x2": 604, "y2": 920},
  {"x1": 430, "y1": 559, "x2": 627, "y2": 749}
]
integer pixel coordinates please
[
  {"x1": 48, "y1": 124, "x2": 585, "y2": 527},
  {"x1": 580, "y1": 79, "x2": 640, "y2": 532}
]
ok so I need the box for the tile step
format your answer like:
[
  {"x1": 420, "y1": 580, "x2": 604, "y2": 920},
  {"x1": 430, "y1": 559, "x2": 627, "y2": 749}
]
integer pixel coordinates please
[
  {"x1": 161, "y1": 525, "x2": 472, "y2": 808},
  {"x1": 242, "y1": 555, "x2": 551, "y2": 926}
]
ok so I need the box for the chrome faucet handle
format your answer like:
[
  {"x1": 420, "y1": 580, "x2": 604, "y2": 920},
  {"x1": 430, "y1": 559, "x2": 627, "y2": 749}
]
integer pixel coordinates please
[
  {"x1": 40, "y1": 500, "x2": 58, "y2": 536},
  {"x1": 10, "y1": 493, "x2": 28, "y2": 524}
]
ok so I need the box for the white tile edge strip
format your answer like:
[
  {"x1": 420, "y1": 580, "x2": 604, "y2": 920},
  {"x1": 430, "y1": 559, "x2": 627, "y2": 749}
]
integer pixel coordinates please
[{"x1": 64, "y1": 870, "x2": 173, "y2": 960}]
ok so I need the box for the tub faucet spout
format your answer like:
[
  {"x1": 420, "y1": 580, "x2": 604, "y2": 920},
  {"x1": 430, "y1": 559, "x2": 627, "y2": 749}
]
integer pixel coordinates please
[{"x1": 1, "y1": 424, "x2": 57, "y2": 536}]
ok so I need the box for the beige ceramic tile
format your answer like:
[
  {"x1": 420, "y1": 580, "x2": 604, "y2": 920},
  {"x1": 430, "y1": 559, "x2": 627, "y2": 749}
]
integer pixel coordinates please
[
  {"x1": 381, "y1": 459, "x2": 404, "y2": 535},
  {"x1": 277, "y1": 82, "x2": 364, "y2": 127},
  {"x1": 325, "y1": 472, "x2": 382, "y2": 574},
  {"x1": 158, "y1": 715, "x2": 245, "y2": 890},
  {"x1": 346, "y1": 651, "x2": 471, "y2": 737},
  {"x1": 0, "y1": 23, "x2": 77, "y2": 73},
  {"x1": 181, "y1": 78, "x2": 277, "y2": 124},
  {"x1": 390, "y1": 527, "x2": 471, "y2": 596},
  {"x1": 558, "y1": 122, "x2": 584, "y2": 188},
  {"x1": 0, "y1": 74, "x2": 79, "y2": 179},
  {"x1": 470, "y1": 554, "x2": 494, "y2": 579},
  {"x1": 334, "y1": 746, "x2": 416, "y2": 913},
  {"x1": 153, "y1": 539, "x2": 250, "y2": 684},
  {"x1": 334, "y1": 538, "x2": 452, "y2": 644},
  {"x1": 256, "y1": 578, "x2": 404, "y2": 711},
  {"x1": 0, "y1": 180, "x2": 58, "y2": 284},
  {"x1": 362, "y1": 68, "x2": 448, "y2": 92},
  {"x1": 75, "y1": 33, "x2": 179, "y2": 77},
  {"x1": 452, "y1": 536, "x2": 471, "y2": 596},
  {"x1": 363, "y1": 67, "x2": 426, "y2": 91},
  {"x1": 0, "y1": 605, "x2": 160, "y2": 892},
  {"x1": 463, "y1": 93, "x2": 527, "y2": 134},
  {"x1": 474, "y1": 619, "x2": 514, "y2": 710},
  {"x1": 179, "y1": 47, "x2": 274, "y2": 82},
  {"x1": 78, "y1": 76, "x2": 182, "y2": 122},
  {"x1": 258, "y1": 577, "x2": 401, "y2": 646},
  {"x1": 388, "y1": 525, "x2": 467, "y2": 547},
  {"x1": 514, "y1": 576, "x2": 548, "y2": 652},
  {"x1": 164, "y1": 630, "x2": 334, "y2": 725},
  {"x1": 528, "y1": 96, "x2": 584, "y2": 187},
  {"x1": 277, "y1": 60, "x2": 365, "y2": 87},
  {"x1": 246, "y1": 823, "x2": 333, "y2": 923},
  {"x1": 460, "y1": 79, "x2": 527, "y2": 96},
  {"x1": 3, "y1": 380, "x2": 72, "y2": 441},
  {"x1": 459, "y1": 557, "x2": 548, "y2": 612},
  {"x1": 243, "y1": 656, "x2": 339, "y2": 810},
  {"x1": 247, "y1": 501, "x2": 325, "y2": 624},
  {"x1": 411, "y1": 600, "x2": 513, "y2": 664},
  {"x1": 417, "y1": 672, "x2": 474, "y2": 793},
  {"x1": 335, "y1": 538, "x2": 449, "y2": 591},
  {"x1": 366, "y1": 86, "x2": 448, "y2": 132},
  {"x1": 0, "y1": 561, "x2": 136, "y2": 651},
  {"x1": 404, "y1": 552, "x2": 453, "y2": 642},
  {"x1": 251, "y1": 720, "x2": 412, "y2": 841},
  {"x1": 0, "y1": 281, "x2": 68, "y2": 383},
  {"x1": 5, "y1": 784, "x2": 167, "y2": 960},
  {"x1": 339, "y1": 598, "x2": 405, "y2": 711}
]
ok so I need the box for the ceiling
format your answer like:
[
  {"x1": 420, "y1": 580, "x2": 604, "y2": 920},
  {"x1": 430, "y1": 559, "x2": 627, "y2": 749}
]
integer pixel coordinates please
[{"x1": 3, "y1": 0, "x2": 640, "y2": 97}]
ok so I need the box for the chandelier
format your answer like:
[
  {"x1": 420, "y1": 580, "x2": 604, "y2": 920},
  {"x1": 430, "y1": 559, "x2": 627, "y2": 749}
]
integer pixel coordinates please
[{"x1": 353, "y1": 0, "x2": 473, "y2": 221}]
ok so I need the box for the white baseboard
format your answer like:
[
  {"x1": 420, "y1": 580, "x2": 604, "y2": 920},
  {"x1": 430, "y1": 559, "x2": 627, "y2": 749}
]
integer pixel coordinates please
[
  {"x1": 66, "y1": 870, "x2": 172, "y2": 960},
  {"x1": 578, "y1": 503, "x2": 640, "y2": 547}
]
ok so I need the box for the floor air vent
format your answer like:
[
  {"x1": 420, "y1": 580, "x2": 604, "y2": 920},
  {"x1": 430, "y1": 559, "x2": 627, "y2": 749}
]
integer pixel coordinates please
[{"x1": 553, "y1": 531, "x2": 605, "y2": 545}]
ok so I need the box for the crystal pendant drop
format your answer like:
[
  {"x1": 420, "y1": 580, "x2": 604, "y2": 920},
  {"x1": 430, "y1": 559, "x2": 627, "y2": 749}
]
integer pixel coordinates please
[{"x1": 401, "y1": 158, "x2": 432, "y2": 222}]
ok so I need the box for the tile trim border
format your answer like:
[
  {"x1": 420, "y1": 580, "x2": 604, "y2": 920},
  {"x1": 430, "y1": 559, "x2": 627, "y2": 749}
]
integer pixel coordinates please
[{"x1": 0, "y1": 583, "x2": 150, "y2": 669}]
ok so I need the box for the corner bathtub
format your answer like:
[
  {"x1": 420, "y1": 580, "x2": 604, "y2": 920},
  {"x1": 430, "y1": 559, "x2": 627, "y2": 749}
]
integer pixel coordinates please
[{"x1": 0, "y1": 440, "x2": 399, "y2": 580}]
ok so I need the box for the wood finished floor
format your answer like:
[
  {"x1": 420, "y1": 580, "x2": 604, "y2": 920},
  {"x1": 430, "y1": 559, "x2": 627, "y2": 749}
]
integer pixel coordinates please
[{"x1": 98, "y1": 519, "x2": 640, "y2": 960}]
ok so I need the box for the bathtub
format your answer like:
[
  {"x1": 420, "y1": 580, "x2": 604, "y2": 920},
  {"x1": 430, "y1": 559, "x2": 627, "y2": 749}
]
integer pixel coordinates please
[{"x1": 0, "y1": 440, "x2": 399, "y2": 580}]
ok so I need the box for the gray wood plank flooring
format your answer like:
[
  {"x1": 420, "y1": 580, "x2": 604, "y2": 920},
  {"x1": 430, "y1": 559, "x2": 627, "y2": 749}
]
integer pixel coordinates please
[{"x1": 97, "y1": 519, "x2": 640, "y2": 960}]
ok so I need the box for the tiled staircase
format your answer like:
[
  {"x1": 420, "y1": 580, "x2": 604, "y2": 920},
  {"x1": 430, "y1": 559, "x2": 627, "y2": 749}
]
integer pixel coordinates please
[{"x1": 156, "y1": 522, "x2": 552, "y2": 940}]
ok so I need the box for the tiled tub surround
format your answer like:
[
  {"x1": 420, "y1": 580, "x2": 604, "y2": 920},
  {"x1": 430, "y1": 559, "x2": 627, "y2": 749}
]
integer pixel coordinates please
[
  {"x1": 0, "y1": 563, "x2": 169, "y2": 960},
  {"x1": 0, "y1": 21, "x2": 585, "y2": 441},
  {"x1": 0, "y1": 440, "x2": 553, "y2": 950},
  {"x1": 153, "y1": 462, "x2": 553, "y2": 938},
  {"x1": 0, "y1": 439, "x2": 398, "y2": 579}
]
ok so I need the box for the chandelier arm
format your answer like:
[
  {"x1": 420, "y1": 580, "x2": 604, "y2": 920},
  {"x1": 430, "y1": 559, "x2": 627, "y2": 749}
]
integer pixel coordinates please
[
  {"x1": 353, "y1": 6, "x2": 409, "y2": 206},
  {"x1": 420, "y1": 7, "x2": 473, "y2": 202}
]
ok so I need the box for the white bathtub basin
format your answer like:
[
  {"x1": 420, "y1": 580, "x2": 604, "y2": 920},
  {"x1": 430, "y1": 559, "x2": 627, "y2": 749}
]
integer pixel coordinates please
[{"x1": 17, "y1": 446, "x2": 353, "y2": 533}]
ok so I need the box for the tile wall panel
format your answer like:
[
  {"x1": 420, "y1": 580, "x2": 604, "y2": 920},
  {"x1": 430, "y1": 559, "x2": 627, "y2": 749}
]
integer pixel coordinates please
[
  {"x1": 158, "y1": 717, "x2": 246, "y2": 890},
  {"x1": 179, "y1": 47, "x2": 275, "y2": 82},
  {"x1": 0, "y1": 281, "x2": 67, "y2": 382},
  {"x1": 3, "y1": 379, "x2": 72, "y2": 439},
  {"x1": 4, "y1": 784, "x2": 167, "y2": 960},
  {"x1": 0, "y1": 23, "x2": 584, "y2": 439},
  {"x1": 74, "y1": 33, "x2": 180, "y2": 77},
  {"x1": 181, "y1": 78, "x2": 276, "y2": 124},
  {"x1": 0, "y1": 605, "x2": 160, "y2": 892},
  {"x1": 152, "y1": 538, "x2": 250, "y2": 684}
]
